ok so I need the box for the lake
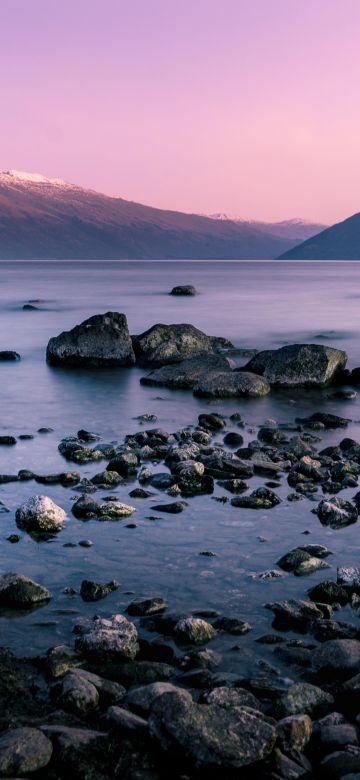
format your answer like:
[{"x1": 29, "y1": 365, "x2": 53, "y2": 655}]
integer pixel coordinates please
[{"x1": 1, "y1": 259, "x2": 360, "y2": 680}]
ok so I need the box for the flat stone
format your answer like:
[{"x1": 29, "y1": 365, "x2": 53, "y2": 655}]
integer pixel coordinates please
[
  {"x1": 194, "y1": 370, "x2": 270, "y2": 398},
  {"x1": 141, "y1": 355, "x2": 231, "y2": 389}
]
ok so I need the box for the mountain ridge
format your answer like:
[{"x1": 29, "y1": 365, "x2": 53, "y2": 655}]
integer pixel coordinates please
[
  {"x1": 0, "y1": 171, "x2": 324, "y2": 259},
  {"x1": 279, "y1": 212, "x2": 360, "y2": 260}
]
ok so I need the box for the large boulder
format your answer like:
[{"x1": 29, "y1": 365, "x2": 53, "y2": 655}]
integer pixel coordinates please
[
  {"x1": 149, "y1": 688, "x2": 277, "y2": 769},
  {"x1": 132, "y1": 323, "x2": 233, "y2": 367},
  {"x1": 243, "y1": 344, "x2": 347, "y2": 387},
  {"x1": 140, "y1": 354, "x2": 232, "y2": 389},
  {"x1": 15, "y1": 495, "x2": 67, "y2": 533},
  {"x1": 46, "y1": 312, "x2": 135, "y2": 367},
  {"x1": 194, "y1": 371, "x2": 270, "y2": 398}
]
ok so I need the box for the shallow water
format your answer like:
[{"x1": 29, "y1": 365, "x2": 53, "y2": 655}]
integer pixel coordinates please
[{"x1": 1, "y1": 259, "x2": 360, "y2": 677}]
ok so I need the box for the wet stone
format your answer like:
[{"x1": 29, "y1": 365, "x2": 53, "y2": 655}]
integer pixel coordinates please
[
  {"x1": 213, "y1": 616, "x2": 252, "y2": 634},
  {"x1": 231, "y1": 487, "x2": 281, "y2": 509},
  {"x1": 174, "y1": 617, "x2": 217, "y2": 645},
  {"x1": 151, "y1": 501, "x2": 186, "y2": 513},
  {"x1": 308, "y1": 580, "x2": 349, "y2": 606},
  {"x1": 0, "y1": 572, "x2": 51, "y2": 607},
  {"x1": 80, "y1": 579, "x2": 119, "y2": 602},
  {"x1": 316, "y1": 497, "x2": 358, "y2": 529},
  {"x1": 127, "y1": 597, "x2": 167, "y2": 616}
]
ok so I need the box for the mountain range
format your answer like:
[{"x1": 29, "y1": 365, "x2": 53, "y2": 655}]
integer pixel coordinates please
[
  {"x1": 280, "y1": 212, "x2": 360, "y2": 259},
  {"x1": 0, "y1": 170, "x2": 326, "y2": 259}
]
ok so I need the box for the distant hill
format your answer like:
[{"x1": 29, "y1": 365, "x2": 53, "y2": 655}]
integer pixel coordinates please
[
  {"x1": 0, "y1": 170, "x2": 321, "y2": 259},
  {"x1": 279, "y1": 213, "x2": 360, "y2": 259},
  {"x1": 208, "y1": 215, "x2": 327, "y2": 242}
]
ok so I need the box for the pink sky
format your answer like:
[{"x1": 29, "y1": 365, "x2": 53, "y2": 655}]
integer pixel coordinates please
[{"x1": 1, "y1": 0, "x2": 360, "y2": 223}]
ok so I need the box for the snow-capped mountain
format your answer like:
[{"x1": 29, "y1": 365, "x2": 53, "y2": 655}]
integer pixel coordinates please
[
  {"x1": 0, "y1": 171, "x2": 322, "y2": 259},
  {"x1": 207, "y1": 213, "x2": 327, "y2": 241}
]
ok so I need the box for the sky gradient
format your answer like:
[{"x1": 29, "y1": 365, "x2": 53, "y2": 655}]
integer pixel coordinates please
[{"x1": 1, "y1": 0, "x2": 360, "y2": 223}]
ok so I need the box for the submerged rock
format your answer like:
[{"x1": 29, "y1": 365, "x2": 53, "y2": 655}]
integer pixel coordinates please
[
  {"x1": 46, "y1": 312, "x2": 135, "y2": 366},
  {"x1": 301, "y1": 411, "x2": 349, "y2": 429},
  {"x1": 244, "y1": 343, "x2": 347, "y2": 387},
  {"x1": 194, "y1": 370, "x2": 270, "y2": 398},
  {"x1": 132, "y1": 322, "x2": 233, "y2": 367},
  {"x1": 151, "y1": 501, "x2": 186, "y2": 514},
  {"x1": 127, "y1": 597, "x2": 167, "y2": 616},
  {"x1": 141, "y1": 354, "x2": 231, "y2": 389},
  {"x1": 214, "y1": 616, "x2": 252, "y2": 634},
  {"x1": 15, "y1": 495, "x2": 66, "y2": 533}
]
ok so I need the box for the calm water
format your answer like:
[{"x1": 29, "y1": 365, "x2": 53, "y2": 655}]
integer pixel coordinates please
[{"x1": 1, "y1": 260, "x2": 360, "y2": 677}]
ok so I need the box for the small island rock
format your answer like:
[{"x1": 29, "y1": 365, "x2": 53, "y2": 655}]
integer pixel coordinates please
[{"x1": 46, "y1": 312, "x2": 135, "y2": 367}]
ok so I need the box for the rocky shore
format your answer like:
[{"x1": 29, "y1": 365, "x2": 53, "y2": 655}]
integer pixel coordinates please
[{"x1": 3, "y1": 311, "x2": 360, "y2": 778}]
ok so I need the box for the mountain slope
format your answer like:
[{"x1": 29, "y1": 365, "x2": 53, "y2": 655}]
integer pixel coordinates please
[
  {"x1": 279, "y1": 213, "x2": 360, "y2": 259},
  {"x1": 208, "y1": 215, "x2": 327, "y2": 242},
  {"x1": 0, "y1": 171, "x2": 305, "y2": 259}
]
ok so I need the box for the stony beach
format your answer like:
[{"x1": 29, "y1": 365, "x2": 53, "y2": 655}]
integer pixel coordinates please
[{"x1": 2, "y1": 304, "x2": 360, "y2": 778}]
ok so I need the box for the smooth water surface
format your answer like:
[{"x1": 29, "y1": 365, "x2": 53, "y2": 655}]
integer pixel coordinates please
[{"x1": 1, "y1": 260, "x2": 360, "y2": 677}]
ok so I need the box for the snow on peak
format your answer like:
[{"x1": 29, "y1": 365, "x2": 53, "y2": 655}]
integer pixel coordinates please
[{"x1": 2, "y1": 170, "x2": 66, "y2": 185}]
